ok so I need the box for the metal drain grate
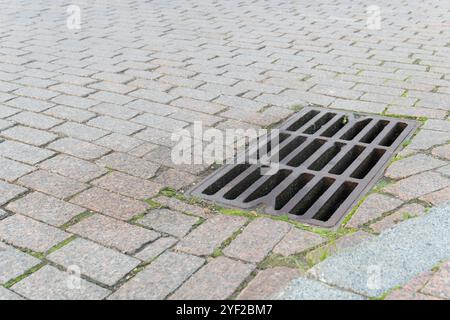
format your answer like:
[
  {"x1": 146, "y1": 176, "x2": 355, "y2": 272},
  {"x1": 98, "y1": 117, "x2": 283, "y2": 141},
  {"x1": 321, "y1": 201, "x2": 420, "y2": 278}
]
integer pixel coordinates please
[{"x1": 189, "y1": 107, "x2": 418, "y2": 228}]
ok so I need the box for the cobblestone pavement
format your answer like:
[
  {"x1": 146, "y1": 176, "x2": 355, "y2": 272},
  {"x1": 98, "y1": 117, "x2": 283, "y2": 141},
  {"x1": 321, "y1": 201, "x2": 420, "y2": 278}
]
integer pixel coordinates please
[{"x1": 0, "y1": 0, "x2": 449, "y2": 300}]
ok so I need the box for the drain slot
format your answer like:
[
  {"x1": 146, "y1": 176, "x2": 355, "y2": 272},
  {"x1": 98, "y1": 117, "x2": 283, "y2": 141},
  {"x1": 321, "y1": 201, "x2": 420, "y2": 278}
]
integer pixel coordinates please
[
  {"x1": 275, "y1": 173, "x2": 314, "y2": 210},
  {"x1": 224, "y1": 168, "x2": 262, "y2": 200},
  {"x1": 244, "y1": 169, "x2": 292, "y2": 203},
  {"x1": 203, "y1": 164, "x2": 251, "y2": 195},
  {"x1": 340, "y1": 119, "x2": 372, "y2": 140},
  {"x1": 321, "y1": 116, "x2": 348, "y2": 137},
  {"x1": 287, "y1": 139, "x2": 326, "y2": 167},
  {"x1": 309, "y1": 142, "x2": 344, "y2": 171},
  {"x1": 290, "y1": 177, "x2": 335, "y2": 216},
  {"x1": 329, "y1": 145, "x2": 365, "y2": 175},
  {"x1": 351, "y1": 149, "x2": 386, "y2": 179},
  {"x1": 275, "y1": 136, "x2": 306, "y2": 161},
  {"x1": 287, "y1": 110, "x2": 320, "y2": 131},
  {"x1": 380, "y1": 122, "x2": 407, "y2": 146},
  {"x1": 360, "y1": 120, "x2": 389, "y2": 143},
  {"x1": 304, "y1": 113, "x2": 336, "y2": 134},
  {"x1": 313, "y1": 182, "x2": 357, "y2": 221}
]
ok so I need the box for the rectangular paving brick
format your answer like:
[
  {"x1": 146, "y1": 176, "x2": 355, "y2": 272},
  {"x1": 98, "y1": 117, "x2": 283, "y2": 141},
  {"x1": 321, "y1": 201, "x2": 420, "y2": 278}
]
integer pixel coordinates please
[
  {"x1": 384, "y1": 172, "x2": 450, "y2": 200},
  {"x1": 0, "y1": 180, "x2": 27, "y2": 205},
  {"x1": 386, "y1": 154, "x2": 447, "y2": 180},
  {"x1": 48, "y1": 138, "x2": 109, "y2": 160},
  {"x1": 138, "y1": 209, "x2": 199, "y2": 238},
  {"x1": 0, "y1": 140, "x2": 55, "y2": 164},
  {"x1": 52, "y1": 122, "x2": 109, "y2": 141},
  {"x1": 0, "y1": 157, "x2": 34, "y2": 182},
  {"x1": 70, "y1": 187, "x2": 149, "y2": 220},
  {"x1": 7, "y1": 192, "x2": 85, "y2": 227},
  {"x1": 153, "y1": 196, "x2": 212, "y2": 218},
  {"x1": 170, "y1": 257, "x2": 255, "y2": 300},
  {"x1": 175, "y1": 215, "x2": 247, "y2": 256},
  {"x1": 132, "y1": 113, "x2": 188, "y2": 132},
  {"x1": 273, "y1": 228, "x2": 327, "y2": 256},
  {"x1": 6, "y1": 97, "x2": 54, "y2": 112},
  {"x1": 0, "y1": 242, "x2": 40, "y2": 284},
  {"x1": 48, "y1": 238, "x2": 140, "y2": 286},
  {"x1": 1, "y1": 125, "x2": 58, "y2": 146},
  {"x1": 135, "y1": 237, "x2": 178, "y2": 261},
  {"x1": 68, "y1": 214, "x2": 159, "y2": 253},
  {"x1": 88, "y1": 116, "x2": 144, "y2": 135},
  {"x1": 52, "y1": 94, "x2": 99, "y2": 109},
  {"x1": 223, "y1": 218, "x2": 291, "y2": 263},
  {"x1": 39, "y1": 154, "x2": 107, "y2": 183},
  {"x1": 0, "y1": 286, "x2": 23, "y2": 300},
  {"x1": 109, "y1": 252, "x2": 204, "y2": 300},
  {"x1": 0, "y1": 214, "x2": 70, "y2": 252},
  {"x1": 91, "y1": 171, "x2": 162, "y2": 199},
  {"x1": 44, "y1": 105, "x2": 96, "y2": 122},
  {"x1": 18, "y1": 170, "x2": 87, "y2": 199},
  {"x1": 95, "y1": 133, "x2": 144, "y2": 153},
  {"x1": 89, "y1": 103, "x2": 140, "y2": 120},
  {"x1": 11, "y1": 265, "x2": 110, "y2": 300},
  {"x1": 9, "y1": 111, "x2": 63, "y2": 129}
]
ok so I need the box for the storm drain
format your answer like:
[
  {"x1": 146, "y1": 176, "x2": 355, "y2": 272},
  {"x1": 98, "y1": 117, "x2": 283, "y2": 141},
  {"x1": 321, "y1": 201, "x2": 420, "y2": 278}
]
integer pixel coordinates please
[{"x1": 189, "y1": 107, "x2": 418, "y2": 228}]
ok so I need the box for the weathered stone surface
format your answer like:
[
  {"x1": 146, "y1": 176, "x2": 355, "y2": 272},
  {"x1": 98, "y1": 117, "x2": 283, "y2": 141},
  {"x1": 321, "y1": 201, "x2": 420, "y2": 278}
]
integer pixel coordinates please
[
  {"x1": 0, "y1": 180, "x2": 27, "y2": 205},
  {"x1": 0, "y1": 286, "x2": 23, "y2": 300},
  {"x1": 97, "y1": 152, "x2": 160, "y2": 179},
  {"x1": 223, "y1": 218, "x2": 291, "y2": 263},
  {"x1": 48, "y1": 238, "x2": 140, "y2": 286},
  {"x1": 11, "y1": 265, "x2": 110, "y2": 300},
  {"x1": 420, "y1": 187, "x2": 450, "y2": 206},
  {"x1": 170, "y1": 257, "x2": 255, "y2": 300},
  {"x1": 0, "y1": 140, "x2": 54, "y2": 164},
  {"x1": 422, "y1": 119, "x2": 450, "y2": 132},
  {"x1": 370, "y1": 203, "x2": 426, "y2": 234},
  {"x1": 70, "y1": 187, "x2": 148, "y2": 220},
  {"x1": 153, "y1": 168, "x2": 198, "y2": 190},
  {"x1": 0, "y1": 242, "x2": 40, "y2": 284},
  {"x1": 7, "y1": 192, "x2": 85, "y2": 226},
  {"x1": 67, "y1": 214, "x2": 159, "y2": 253},
  {"x1": 0, "y1": 157, "x2": 35, "y2": 182},
  {"x1": 347, "y1": 194, "x2": 403, "y2": 228},
  {"x1": 138, "y1": 209, "x2": 198, "y2": 238},
  {"x1": 109, "y1": 252, "x2": 204, "y2": 300},
  {"x1": 432, "y1": 144, "x2": 450, "y2": 160},
  {"x1": 1, "y1": 125, "x2": 57, "y2": 146},
  {"x1": 384, "y1": 172, "x2": 450, "y2": 200},
  {"x1": 48, "y1": 138, "x2": 109, "y2": 160},
  {"x1": 153, "y1": 196, "x2": 212, "y2": 218},
  {"x1": 407, "y1": 130, "x2": 450, "y2": 151},
  {"x1": 273, "y1": 228, "x2": 327, "y2": 256},
  {"x1": 175, "y1": 215, "x2": 247, "y2": 256},
  {"x1": 0, "y1": 214, "x2": 69, "y2": 252},
  {"x1": 385, "y1": 154, "x2": 447, "y2": 180},
  {"x1": 238, "y1": 267, "x2": 301, "y2": 300},
  {"x1": 421, "y1": 261, "x2": 450, "y2": 299},
  {"x1": 135, "y1": 237, "x2": 178, "y2": 261}
]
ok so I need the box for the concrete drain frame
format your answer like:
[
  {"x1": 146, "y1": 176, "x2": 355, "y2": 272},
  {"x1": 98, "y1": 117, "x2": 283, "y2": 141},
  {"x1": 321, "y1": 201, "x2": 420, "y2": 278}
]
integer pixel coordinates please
[{"x1": 189, "y1": 106, "x2": 419, "y2": 228}]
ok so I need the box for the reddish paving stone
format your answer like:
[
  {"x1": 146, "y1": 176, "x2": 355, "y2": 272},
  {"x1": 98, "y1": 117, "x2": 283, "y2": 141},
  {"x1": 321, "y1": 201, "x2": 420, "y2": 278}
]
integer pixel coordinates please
[
  {"x1": 402, "y1": 271, "x2": 434, "y2": 292},
  {"x1": 70, "y1": 187, "x2": 149, "y2": 221},
  {"x1": 421, "y1": 261, "x2": 450, "y2": 299},
  {"x1": 0, "y1": 180, "x2": 27, "y2": 205},
  {"x1": 0, "y1": 214, "x2": 70, "y2": 252},
  {"x1": 153, "y1": 168, "x2": 198, "y2": 190},
  {"x1": 347, "y1": 194, "x2": 403, "y2": 228},
  {"x1": 273, "y1": 228, "x2": 327, "y2": 256},
  {"x1": 170, "y1": 257, "x2": 255, "y2": 300},
  {"x1": 67, "y1": 214, "x2": 159, "y2": 253},
  {"x1": 238, "y1": 267, "x2": 301, "y2": 300},
  {"x1": 383, "y1": 172, "x2": 450, "y2": 201},
  {"x1": 95, "y1": 133, "x2": 143, "y2": 153},
  {"x1": 6, "y1": 192, "x2": 85, "y2": 227},
  {"x1": 420, "y1": 187, "x2": 450, "y2": 206},
  {"x1": 432, "y1": 144, "x2": 450, "y2": 160},
  {"x1": 109, "y1": 252, "x2": 204, "y2": 300},
  {"x1": 153, "y1": 196, "x2": 212, "y2": 218},
  {"x1": 385, "y1": 154, "x2": 447, "y2": 180},
  {"x1": 223, "y1": 218, "x2": 291, "y2": 263},
  {"x1": 135, "y1": 237, "x2": 178, "y2": 261},
  {"x1": 96, "y1": 152, "x2": 160, "y2": 179},
  {"x1": 370, "y1": 204, "x2": 426, "y2": 234},
  {"x1": 92, "y1": 171, "x2": 162, "y2": 199},
  {"x1": 39, "y1": 154, "x2": 107, "y2": 182},
  {"x1": 18, "y1": 170, "x2": 88, "y2": 200},
  {"x1": 386, "y1": 289, "x2": 441, "y2": 300},
  {"x1": 175, "y1": 215, "x2": 247, "y2": 256},
  {"x1": 138, "y1": 209, "x2": 198, "y2": 238}
]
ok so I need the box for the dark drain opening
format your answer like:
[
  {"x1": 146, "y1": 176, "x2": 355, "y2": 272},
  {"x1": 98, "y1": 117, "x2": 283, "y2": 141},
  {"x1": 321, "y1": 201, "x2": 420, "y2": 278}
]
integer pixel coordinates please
[
  {"x1": 313, "y1": 181, "x2": 358, "y2": 221},
  {"x1": 190, "y1": 107, "x2": 418, "y2": 228},
  {"x1": 290, "y1": 177, "x2": 335, "y2": 216},
  {"x1": 244, "y1": 169, "x2": 292, "y2": 203},
  {"x1": 254, "y1": 133, "x2": 290, "y2": 160}
]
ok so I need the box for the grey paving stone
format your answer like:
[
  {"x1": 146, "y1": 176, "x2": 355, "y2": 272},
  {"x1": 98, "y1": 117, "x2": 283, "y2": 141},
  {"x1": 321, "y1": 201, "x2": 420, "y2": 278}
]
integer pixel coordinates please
[
  {"x1": 0, "y1": 180, "x2": 27, "y2": 205},
  {"x1": 0, "y1": 209, "x2": 7, "y2": 220},
  {"x1": 68, "y1": 214, "x2": 159, "y2": 253},
  {"x1": 52, "y1": 94, "x2": 99, "y2": 109},
  {"x1": 330, "y1": 99, "x2": 386, "y2": 114},
  {"x1": 153, "y1": 196, "x2": 212, "y2": 219},
  {"x1": 6, "y1": 192, "x2": 85, "y2": 227},
  {"x1": 422, "y1": 119, "x2": 450, "y2": 132},
  {"x1": 384, "y1": 172, "x2": 450, "y2": 200},
  {"x1": 0, "y1": 214, "x2": 69, "y2": 252},
  {"x1": 310, "y1": 203, "x2": 450, "y2": 297},
  {"x1": 0, "y1": 140, "x2": 55, "y2": 164},
  {"x1": 407, "y1": 130, "x2": 450, "y2": 151},
  {"x1": 96, "y1": 152, "x2": 159, "y2": 179},
  {"x1": 175, "y1": 215, "x2": 247, "y2": 256},
  {"x1": 132, "y1": 113, "x2": 188, "y2": 132},
  {"x1": 171, "y1": 257, "x2": 255, "y2": 300},
  {"x1": 70, "y1": 187, "x2": 148, "y2": 221},
  {"x1": 277, "y1": 277, "x2": 365, "y2": 300},
  {"x1": 126, "y1": 99, "x2": 179, "y2": 116},
  {"x1": 138, "y1": 209, "x2": 198, "y2": 238},
  {"x1": 223, "y1": 218, "x2": 291, "y2": 263},
  {"x1": 11, "y1": 265, "x2": 110, "y2": 300},
  {"x1": 432, "y1": 144, "x2": 450, "y2": 160},
  {"x1": 109, "y1": 252, "x2": 204, "y2": 300},
  {"x1": 9, "y1": 111, "x2": 63, "y2": 129},
  {"x1": 0, "y1": 119, "x2": 14, "y2": 130},
  {"x1": 135, "y1": 237, "x2": 178, "y2": 261},
  {"x1": 39, "y1": 154, "x2": 107, "y2": 183},
  {"x1": 18, "y1": 170, "x2": 87, "y2": 199},
  {"x1": 89, "y1": 103, "x2": 140, "y2": 120},
  {"x1": 0, "y1": 242, "x2": 40, "y2": 284},
  {"x1": 48, "y1": 138, "x2": 109, "y2": 160},
  {"x1": 48, "y1": 238, "x2": 140, "y2": 286},
  {"x1": 386, "y1": 154, "x2": 447, "y2": 179},
  {"x1": 88, "y1": 116, "x2": 144, "y2": 135},
  {"x1": 1, "y1": 125, "x2": 58, "y2": 146},
  {"x1": 0, "y1": 157, "x2": 34, "y2": 182},
  {"x1": 347, "y1": 194, "x2": 404, "y2": 228},
  {"x1": 6, "y1": 97, "x2": 54, "y2": 112},
  {"x1": 0, "y1": 105, "x2": 19, "y2": 118},
  {"x1": 273, "y1": 228, "x2": 327, "y2": 256},
  {"x1": 153, "y1": 168, "x2": 198, "y2": 190},
  {"x1": 44, "y1": 105, "x2": 96, "y2": 122},
  {"x1": 370, "y1": 203, "x2": 426, "y2": 234},
  {"x1": 52, "y1": 122, "x2": 109, "y2": 142},
  {"x1": 420, "y1": 187, "x2": 450, "y2": 206},
  {"x1": 0, "y1": 286, "x2": 23, "y2": 300},
  {"x1": 238, "y1": 267, "x2": 301, "y2": 300},
  {"x1": 14, "y1": 86, "x2": 59, "y2": 100},
  {"x1": 95, "y1": 133, "x2": 143, "y2": 153}
]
